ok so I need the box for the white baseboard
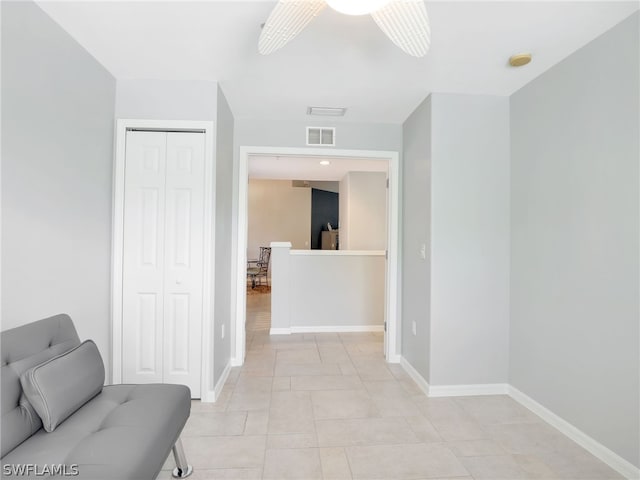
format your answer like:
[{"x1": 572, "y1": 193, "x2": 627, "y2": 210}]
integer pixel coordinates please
[
  {"x1": 508, "y1": 386, "x2": 640, "y2": 480},
  {"x1": 429, "y1": 383, "x2": 509, "y2": 397},
  {"x1": 387, "y1": 353, "x2": 401, "y2": 364},
  {"x1": 399, "y1": 357, "x2": 430, "y2": 396},
  {"x1": 269, "y1": 327, "x2": 291, "y2": 335},
  {"x1": 230, "y1": 357, "x2": 243, "y2": 367},
  {"x1": 399, "y1": 357, "x2": 508, "y2": 398},
  {"x1": 292, "y1": 325, "x2": 384, "y2": 333},
  {"x1": 201, "y1": 390, "x2": 216, "y2": 403},
  {"x1": 205, "y1": 361, "x2": 232, "y2": 403},
  {"x1": 398, "y1": 357, "x2": 639, "y2": 479},
  {"x1": 270, "y1": 325, "x2": 383, "y2": 335}
]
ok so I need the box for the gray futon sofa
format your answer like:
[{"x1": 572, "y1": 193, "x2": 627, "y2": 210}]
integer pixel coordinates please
[{"x1": 1, "y1": 314, "x2": 193, "y2": 479}]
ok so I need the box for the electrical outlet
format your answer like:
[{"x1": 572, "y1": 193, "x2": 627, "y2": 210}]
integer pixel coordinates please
[
  {"x1": 221, "y1": 324, "x2": 225, "y2": 339},
  {"x1": 412, "y1": 320, "x2": 417, "y2": 336},
  {"x1": 419, "y1": 243, "x2": 427, "y2": 260}
]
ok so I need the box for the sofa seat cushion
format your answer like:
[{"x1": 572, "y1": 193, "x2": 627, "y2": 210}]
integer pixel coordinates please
[{"x1": 1, "y1": 384, "x2": 190, "y2": 479}]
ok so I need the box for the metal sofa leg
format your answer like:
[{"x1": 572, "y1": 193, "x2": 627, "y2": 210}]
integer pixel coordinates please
[{"x1": 171, "y1": 437, "x2": 193, "y2": 479}]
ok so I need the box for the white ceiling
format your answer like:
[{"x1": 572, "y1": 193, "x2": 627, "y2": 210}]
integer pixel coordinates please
[
  {"x1": 37, "y1": 1, "x2": 639, "y2": 123},
  {"x1": 249, "y1": 155, "x2": 388, "y2": 180}
]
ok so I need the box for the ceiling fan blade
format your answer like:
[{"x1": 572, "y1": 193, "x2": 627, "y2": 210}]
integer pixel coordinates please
[
  {"x1": 259, "y1": 0, "x2": 327, "y2": 55},
  {"x1": 371, "y1": 0, "x2": 431, "y2": 57}
]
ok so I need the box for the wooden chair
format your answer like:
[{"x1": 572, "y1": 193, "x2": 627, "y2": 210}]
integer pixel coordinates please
[{"x1": 247, "y1": 247, "x2": 271, "y2": 288}]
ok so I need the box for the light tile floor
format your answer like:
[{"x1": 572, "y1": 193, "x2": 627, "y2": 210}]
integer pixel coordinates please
[{"x1": 159, "y1": 293, "x2": 623, "y2": 480}]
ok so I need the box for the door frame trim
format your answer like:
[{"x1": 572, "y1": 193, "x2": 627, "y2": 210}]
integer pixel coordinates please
[
  {"x1": 111, "y1": 119, "x2": 216, "y2": 399},
  {"x1": 232, "y1": 146, "x2": 401, "y2": 366}
]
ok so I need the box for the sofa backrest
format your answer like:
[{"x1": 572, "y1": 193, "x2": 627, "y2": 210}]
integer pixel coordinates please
[{"x1": 1, "y1": 314, "x2": 80, "y2": 458}]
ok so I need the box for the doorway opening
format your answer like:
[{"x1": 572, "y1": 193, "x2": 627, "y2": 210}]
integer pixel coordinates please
[{"x1": 233, "y1": 147, "x2": 400, "y2": 366}]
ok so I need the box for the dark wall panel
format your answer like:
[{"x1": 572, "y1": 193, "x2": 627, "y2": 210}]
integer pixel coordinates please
[{"x1": 311, "y1": 188, "x2": 339, "y2": 249}]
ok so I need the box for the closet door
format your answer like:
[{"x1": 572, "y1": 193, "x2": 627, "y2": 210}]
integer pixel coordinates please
[
  {"x1": 121, "y1": 130, "x2": 204, "y2": 397},
  {"x1": 122, "y1": 131, "x2": 167, "y2": 385},
  {"x1": 162, "y1": 132, "x2": 204, "y2": 397}
]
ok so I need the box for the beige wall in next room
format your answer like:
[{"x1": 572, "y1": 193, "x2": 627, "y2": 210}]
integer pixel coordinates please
[{"x1": 247, "y1": 179, "x2": 311, "y2": 260}]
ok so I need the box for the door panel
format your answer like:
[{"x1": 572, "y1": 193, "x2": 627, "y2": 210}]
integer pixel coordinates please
[
  {"x1": 171, "y1": 189, "x2": 192, "y2": 267},
  {"x1": 136, "y1": 293, "x2": 159, "y2": 373},
  {"x1": 122, "y1": 131, "x2": 167, "y2": 384},
  {"x1": 162, "y1": 132, "x2": 205, "y2": 397},
  {"x1": 167, "y1": 293, "x2": 191, "y2": 373},
  {"x1": 140, "y1": 188, "x2": 161, "y2": 266}
]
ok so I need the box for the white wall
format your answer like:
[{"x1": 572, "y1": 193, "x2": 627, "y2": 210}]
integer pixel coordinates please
[
  {"x1": 269, "y1": 243, "x2": 292, "y2": 332},
  {"x1": 430, "y1": 93, "x2": 511, "y2": 386},
  {"x1": 248, "y1": 180, "x2": 311, "y2": 259},
  {"x1": 270, "y1": 245, "x2": 385, "y2": 332},
  {"x1": 338, "y1": 175, "x2": 350, "y2": 249},
  {"x1": 510, "y1": 12, "x2": 639, "y2": 468},
  {"x1": 213, "y1": 86, "x2": 234, "y2": 389},
  {"x1": 1, "y1": 1, "x2": 116, "y2": 376},
  {"x1": 401, "y1": 96, "x2": 432, "y2": 381},
  {"x1": 339, "y1": 172, "x2": 387, "y2": 250},
  {"x1": 290, "y1": 252, "x2": 385, "y2": 329}
]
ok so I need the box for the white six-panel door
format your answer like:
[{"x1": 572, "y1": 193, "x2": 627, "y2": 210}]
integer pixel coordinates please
[
  {"x1": 162, "y1": 133, "x2": 204, "y2": 395},
  {"x1": 122, "y1": 131, "x2": 204, "y2": 397}
]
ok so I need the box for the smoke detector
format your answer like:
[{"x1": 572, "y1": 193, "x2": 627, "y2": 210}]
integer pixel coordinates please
[{"x1": 509, "y1": 53, "x2": 532, "y2": 67}]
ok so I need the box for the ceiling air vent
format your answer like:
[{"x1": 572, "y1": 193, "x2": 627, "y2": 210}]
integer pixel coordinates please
[
  {"x1": 307, "y1": 106, "x2": 347, "y2": 116},
  {"x1": 307, "y1": 127, "x2": 335, "y2": 147}
]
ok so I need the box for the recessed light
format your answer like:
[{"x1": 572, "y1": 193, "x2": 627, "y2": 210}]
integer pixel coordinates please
[
  {"x1": 320, "y1": 160, "x2": 331, "y2": 166},
  {"x1": 509, "y1": 53, "x2": 532, "y2": 67},
  {"x1": 307, "y1": 106, "x2": 347, "y2": 117}
]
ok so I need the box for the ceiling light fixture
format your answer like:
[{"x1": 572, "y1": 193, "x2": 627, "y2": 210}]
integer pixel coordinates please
[
  {"x1": 320, "y1": 160, "x2": 331, "y2": 166},
  {"x1": 326, "y1": 0, "x2": 392, "y2": 16},
  {"x1": 307, "y1": 106, "x2": 347, "y2": 117},
  {"x1": 509, "y1": 53, "x2": 532, "y2": 67},
  {"x1": 259, "y1": 0, "x2": 430, "y2": 58}
]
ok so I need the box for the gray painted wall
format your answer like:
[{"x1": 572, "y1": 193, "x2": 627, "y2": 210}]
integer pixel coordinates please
[
  {"x1": 1, "y1": 2, "x2": 116, "y2": 375},
  {"x1": 234, "y1": 119, "x2": 402, "y2": 152},
  {"x1": 213, "y1": 86, "x2": 235, "y2": 387},
  {"x1": 430, "y1": 93, "x2": 510, "y2": 385},
  {"x1": 510, "y1": 12, "x2": 639, "y2": 467},
  {"x1": 401, "y1": 96, "x2": 432, "y2": 381},
  {"x1": 115, "y1": 79, "x2": 217, "y2": 121}
]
